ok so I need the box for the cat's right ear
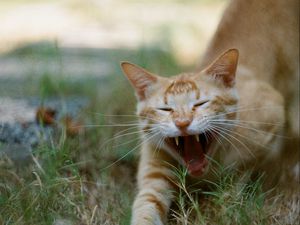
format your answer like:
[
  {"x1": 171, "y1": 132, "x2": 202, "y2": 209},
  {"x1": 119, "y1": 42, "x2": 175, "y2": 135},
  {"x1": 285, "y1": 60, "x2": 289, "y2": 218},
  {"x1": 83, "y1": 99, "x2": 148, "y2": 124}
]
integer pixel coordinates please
[{"x1": 120, "y1": 62, "x2": 158, "y2": 101}]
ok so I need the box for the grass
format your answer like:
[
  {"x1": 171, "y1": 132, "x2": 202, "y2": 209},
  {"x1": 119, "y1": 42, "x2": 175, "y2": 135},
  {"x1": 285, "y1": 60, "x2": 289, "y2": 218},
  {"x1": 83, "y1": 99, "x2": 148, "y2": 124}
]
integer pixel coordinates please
[
  {"x1": 0, "y1": 43, "x2": 299, "y2": 225},
  {"x1": 0, "y1": 43, "x2": 182, "y2": 225},
  {"x1": 169, "y1": 163, "x2": 269, "y2": 225}
]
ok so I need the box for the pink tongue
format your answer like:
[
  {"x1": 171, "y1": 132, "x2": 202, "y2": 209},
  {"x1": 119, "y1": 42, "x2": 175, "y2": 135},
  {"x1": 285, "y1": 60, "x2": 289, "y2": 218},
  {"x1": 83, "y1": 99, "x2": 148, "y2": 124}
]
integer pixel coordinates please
[{"x1": 183, "y1": 136, "x2": 206, "y2": 176}]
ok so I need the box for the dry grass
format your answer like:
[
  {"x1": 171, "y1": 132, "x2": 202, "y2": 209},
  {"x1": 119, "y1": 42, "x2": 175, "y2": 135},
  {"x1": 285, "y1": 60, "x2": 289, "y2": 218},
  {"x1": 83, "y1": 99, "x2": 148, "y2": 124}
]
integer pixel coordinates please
[
  {"x1": 0, "y1": 1, "x2": 299, "y2": 225},
  {"x1": 0, "y1": 46, "x2": 299, "y2": 224}
]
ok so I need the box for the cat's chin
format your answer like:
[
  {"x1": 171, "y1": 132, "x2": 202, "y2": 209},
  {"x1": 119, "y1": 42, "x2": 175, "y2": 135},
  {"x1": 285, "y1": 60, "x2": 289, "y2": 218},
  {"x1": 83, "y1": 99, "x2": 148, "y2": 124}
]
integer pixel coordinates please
[{"x1": 165, "y1": 132, "x2": 215, "y2": 177}]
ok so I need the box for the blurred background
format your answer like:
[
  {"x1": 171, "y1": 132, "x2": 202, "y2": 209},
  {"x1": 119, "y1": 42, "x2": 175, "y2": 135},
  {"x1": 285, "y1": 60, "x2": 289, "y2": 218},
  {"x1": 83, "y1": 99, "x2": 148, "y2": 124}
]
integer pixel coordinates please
[
  {"x1": 0, "y1": 1, "x2": 230, "y2": 225},
  {"x1": 0, "y1": 0, "x2": 226, "y2": 131},
  {"x1": 0, "y1": 0, "x2": 225, "y2": 92}
]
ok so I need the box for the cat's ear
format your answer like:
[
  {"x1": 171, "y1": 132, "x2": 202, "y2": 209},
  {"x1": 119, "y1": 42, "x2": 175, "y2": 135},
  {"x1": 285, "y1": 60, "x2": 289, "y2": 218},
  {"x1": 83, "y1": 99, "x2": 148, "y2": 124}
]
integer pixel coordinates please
[
  {"x1": 120, "y1": 62, "x2": 158, "y2": 100},
  {"x1": 204, "y1": 49, "x2": 239, "y2": 87}
]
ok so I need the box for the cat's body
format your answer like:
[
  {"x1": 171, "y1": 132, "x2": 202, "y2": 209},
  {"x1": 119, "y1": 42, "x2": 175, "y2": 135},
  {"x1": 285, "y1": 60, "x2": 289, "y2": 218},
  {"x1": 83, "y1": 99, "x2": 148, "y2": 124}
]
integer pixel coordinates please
[
  {"x1": 201, "y1": 0, "x2": 299, "y2": 143},
  {"x1": 121, "y1": 0, "x2": 299, "y2": 224},
  {"x1": 200, "y1": 0, "x2": 299, "y2": 187}
]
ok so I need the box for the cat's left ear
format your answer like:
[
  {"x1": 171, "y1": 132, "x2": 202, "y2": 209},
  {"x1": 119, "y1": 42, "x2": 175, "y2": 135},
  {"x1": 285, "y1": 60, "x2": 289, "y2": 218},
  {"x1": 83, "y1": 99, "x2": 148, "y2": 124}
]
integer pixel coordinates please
[
  {"x1": 204, "y1": 49, "x2": 239, "y2": 87},
  {"x1": 120, "y1": 62, "x2": 158, "y2": 100}
]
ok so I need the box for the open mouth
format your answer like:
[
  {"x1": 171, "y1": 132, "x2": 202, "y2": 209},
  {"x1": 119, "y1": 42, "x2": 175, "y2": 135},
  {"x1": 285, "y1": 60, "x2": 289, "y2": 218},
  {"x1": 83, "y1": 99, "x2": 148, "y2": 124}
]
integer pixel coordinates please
[{"x1": 166, "y1": 132, "x2": 215, "y2": 177}]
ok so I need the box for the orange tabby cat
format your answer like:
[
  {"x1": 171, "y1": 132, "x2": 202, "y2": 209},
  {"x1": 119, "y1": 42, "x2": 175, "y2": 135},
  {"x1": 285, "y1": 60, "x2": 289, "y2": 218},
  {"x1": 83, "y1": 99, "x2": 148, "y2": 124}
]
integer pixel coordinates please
[{"x1": 121, "y1": 0, "x2": 299, "y2": 224}]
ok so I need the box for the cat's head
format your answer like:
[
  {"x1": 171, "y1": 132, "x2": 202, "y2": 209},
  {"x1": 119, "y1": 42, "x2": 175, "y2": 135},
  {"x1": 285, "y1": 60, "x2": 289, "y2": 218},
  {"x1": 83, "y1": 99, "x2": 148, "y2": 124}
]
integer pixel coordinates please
[{"x1": 121, "y1": 49, "x2": 239, "y2": 177}]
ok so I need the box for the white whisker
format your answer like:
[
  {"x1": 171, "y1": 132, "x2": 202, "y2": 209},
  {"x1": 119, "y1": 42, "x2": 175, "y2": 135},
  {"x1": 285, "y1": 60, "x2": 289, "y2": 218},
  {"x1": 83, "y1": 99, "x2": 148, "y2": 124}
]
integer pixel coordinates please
[
  {"x1": 89, "y1": 111, "x2": 162, "y2": 122},
  {"x1": 153, "y1": 136, "x2": 165, "y2": 158},
  {"x1": 210, "y1": 122, "x2": 275, "y2": 152},
  {"x1": 206, "y1": 105, "x2": 283, "y2": 120},
  {"x1": 208, "y1": 125, "x2": 244, "y2": 161},
  {"x1": 100, "y1": 131, "x2": 159, "y2": 171},
  {"x1": 107, "y1": 127, "x2": 160, "y2": 150},
  {"x1": 210, "y1": 118, "x2": 283, "y2": 126},
  {"x1": 209, "y1": 121, "x2": 288, "y2": 138},
  {"x1": 74, "y1": 123, "x2": 143, "y2": 128},
  {"x1": 209, "y1": 124, "x2": 256, "y2": 159}
]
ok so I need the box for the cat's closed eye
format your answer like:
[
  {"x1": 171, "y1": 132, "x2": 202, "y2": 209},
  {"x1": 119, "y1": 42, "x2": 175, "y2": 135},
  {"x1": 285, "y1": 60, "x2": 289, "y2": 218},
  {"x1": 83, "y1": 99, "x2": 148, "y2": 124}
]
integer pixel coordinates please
[
  {"x1": 194, "y1": 100, "x2": 209, "y2": 108},
  {"x1": 157, "y1": 107, "x2": 173, "y2": 112}
]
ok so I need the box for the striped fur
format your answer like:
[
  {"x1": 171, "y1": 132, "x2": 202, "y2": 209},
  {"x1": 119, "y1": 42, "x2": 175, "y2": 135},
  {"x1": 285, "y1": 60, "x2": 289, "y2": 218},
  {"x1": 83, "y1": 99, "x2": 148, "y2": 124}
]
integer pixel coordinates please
[{"x1": 120, "y1": 0, "x2": 298, "y2": 224}]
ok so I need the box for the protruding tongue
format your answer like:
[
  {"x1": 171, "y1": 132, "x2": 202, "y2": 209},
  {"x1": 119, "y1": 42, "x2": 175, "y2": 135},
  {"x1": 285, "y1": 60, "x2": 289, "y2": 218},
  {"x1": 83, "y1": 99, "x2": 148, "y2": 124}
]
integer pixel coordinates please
[{"x1": 183, "y1": 136, "x2": 206, "y2": 176}]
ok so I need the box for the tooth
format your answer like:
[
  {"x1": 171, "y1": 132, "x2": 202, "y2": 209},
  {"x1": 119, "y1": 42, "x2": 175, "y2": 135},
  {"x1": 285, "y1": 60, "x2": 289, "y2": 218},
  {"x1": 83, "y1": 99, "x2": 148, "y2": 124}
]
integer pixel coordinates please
[
  {"x1": 175, "y1": 137, "x2": 179, "y2": 146},
  {"x1": 195, "y1": 135, "x2": 199, "y2": 142}
]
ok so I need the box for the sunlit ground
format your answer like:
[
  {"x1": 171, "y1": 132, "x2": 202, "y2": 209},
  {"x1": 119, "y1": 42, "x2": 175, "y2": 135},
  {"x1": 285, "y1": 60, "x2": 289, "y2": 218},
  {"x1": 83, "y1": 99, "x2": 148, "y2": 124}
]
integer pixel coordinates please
[{"x1": 0, "y1": 0, "x2": 298, "y2": 225}]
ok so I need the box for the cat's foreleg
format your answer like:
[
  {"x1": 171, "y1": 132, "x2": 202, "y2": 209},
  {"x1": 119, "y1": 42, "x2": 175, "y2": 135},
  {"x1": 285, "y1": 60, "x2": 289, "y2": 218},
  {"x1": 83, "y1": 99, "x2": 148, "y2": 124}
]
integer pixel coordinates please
[
  {"x1": 131, "y1": 178, "x2": 174, "y2": 225},
  {"x1": 131, "y1": 147, "x2": 176, "y2": 225}
]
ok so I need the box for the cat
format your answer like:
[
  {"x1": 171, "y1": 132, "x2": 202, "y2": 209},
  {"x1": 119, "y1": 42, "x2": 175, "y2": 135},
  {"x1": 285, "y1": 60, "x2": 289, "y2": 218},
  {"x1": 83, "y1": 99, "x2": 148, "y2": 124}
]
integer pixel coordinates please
[{"x1": 120, "y1": 0, "x2": 299, "y2": 224}]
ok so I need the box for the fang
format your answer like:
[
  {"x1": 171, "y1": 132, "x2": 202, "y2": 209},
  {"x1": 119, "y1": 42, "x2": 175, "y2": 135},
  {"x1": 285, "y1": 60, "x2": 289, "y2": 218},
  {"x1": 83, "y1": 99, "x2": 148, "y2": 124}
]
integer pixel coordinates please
[{"x1": 175, "y1": 137, "x2": 179, "y2": 146}]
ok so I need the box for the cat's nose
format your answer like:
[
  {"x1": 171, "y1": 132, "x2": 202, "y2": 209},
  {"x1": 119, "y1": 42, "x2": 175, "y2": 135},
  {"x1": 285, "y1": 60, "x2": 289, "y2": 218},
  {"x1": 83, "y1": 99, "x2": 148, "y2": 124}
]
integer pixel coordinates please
[{"x1": 175, "y1": 118, "x2": 192, "y2": 130}]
